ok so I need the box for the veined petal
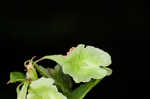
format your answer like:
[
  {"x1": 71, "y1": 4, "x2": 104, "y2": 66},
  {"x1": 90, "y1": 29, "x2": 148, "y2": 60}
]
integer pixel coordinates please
[
  {"x1": 27, "y1": 77, "x2": 67, "y2": 99},
  {"x1": 83, "y1": 45, "x2": 112, "y2": 67},
  {"x1": 42, "y1": 44, "x2": 112, "y2": 83},
  {"x1": 17, "y1": 81, "x2": 29, "y2": 99}
]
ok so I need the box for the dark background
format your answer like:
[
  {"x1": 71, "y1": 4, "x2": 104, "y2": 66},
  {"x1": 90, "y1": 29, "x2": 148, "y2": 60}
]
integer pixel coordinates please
[{"x1": 1, "y1": 0, "x2": 150, "y2": 98}]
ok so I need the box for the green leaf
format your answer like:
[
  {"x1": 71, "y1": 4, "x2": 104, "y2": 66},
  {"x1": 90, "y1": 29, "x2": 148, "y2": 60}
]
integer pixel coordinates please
[
  {"x1": 50, "y1": 65, "x2": 73, "y2": 96},
  {"x1": 34, "y1": 63, "x2": 51, "y2": 78},
  {"x1": 41, "y1": 44, "x2": 112, "y2": 83},
  {"x1": 17, "y1": 81, "x2": 29, "y2": 99},
  {"x1": 27, "y1": 77, "x2": 67, "y2": 99},
  {"x1": 68, "y1": 79, "x2": 102, "y2": 99},
  {"x1": 9, "y1": 72, "x2": 26, "y2": 83},
  {"x1": 34, "y1": 63, "x2": 72, "y2": 96}
]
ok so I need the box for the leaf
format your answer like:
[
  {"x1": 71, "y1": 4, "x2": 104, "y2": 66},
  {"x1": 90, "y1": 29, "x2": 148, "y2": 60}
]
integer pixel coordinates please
[
  {"x1": 34, "y1": 63, "x2": 51, "y2": 78},
  {"x1": 9, "y1": 72, "x2": 26, "y2": 83},
  {"x1": 34, "y1": 63, "x2": 72, "y2": 96},
  {"x1": 50, "y1": 65, "x2": 73, "y2": 96},
  {"x1": 41, "y1": 44, "x2": 112, "y2": 83},
  {"x1": 68, "y1": 79, "x2": 102, "y2": 99},
  {"x1": 17, "y1": 81, "x2": 29, "y2": 99},
  {"x1": 27, "y1": 77, "x2": 67, "y2": 99}
]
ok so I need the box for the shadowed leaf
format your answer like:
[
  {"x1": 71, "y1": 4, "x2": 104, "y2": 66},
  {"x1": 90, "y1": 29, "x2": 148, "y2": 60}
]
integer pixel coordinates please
[{"x1": 68, "y1": 79, "x2": 102, "y2": 99}]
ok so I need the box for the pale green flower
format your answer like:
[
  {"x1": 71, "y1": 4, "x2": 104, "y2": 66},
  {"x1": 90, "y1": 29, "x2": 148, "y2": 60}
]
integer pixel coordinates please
[
  {"x1": 42, "y1": 44, "x2": 112, "y2": 83},
  {"x1": 17, "y1": 81, "x2": 29, "y2": 99},
  {"x1": 27, "y1": 77, "x2": 67, "y2": 99}
]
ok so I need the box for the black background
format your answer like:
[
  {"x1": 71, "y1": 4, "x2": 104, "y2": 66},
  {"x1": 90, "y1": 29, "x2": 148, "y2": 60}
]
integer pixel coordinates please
[{"x1": 1, "y1": 0, "x2": 150, "y2": 98}]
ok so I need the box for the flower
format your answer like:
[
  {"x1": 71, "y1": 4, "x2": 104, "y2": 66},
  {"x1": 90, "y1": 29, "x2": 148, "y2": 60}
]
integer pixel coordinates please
[
  {"x1": 27, "y1": 77, "x2": 67, "y2": 99},
  {"x1": 17, "y1": 81, "x2": 29, "y2": 99},
  {"x1": 42, "y1": 44, "x2": 112, "y2": 83}
]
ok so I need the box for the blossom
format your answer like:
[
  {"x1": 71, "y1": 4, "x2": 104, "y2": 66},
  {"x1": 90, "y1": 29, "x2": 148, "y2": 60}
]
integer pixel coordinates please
[
  {"x1": 27, "y1": 77, "x2": 67, "y2": 99},
  {"x1": 42, "y1": 44, "x2": 112, "y2": 83}
]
